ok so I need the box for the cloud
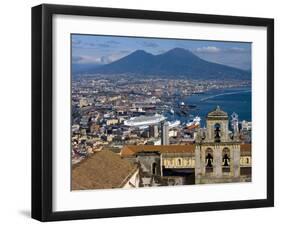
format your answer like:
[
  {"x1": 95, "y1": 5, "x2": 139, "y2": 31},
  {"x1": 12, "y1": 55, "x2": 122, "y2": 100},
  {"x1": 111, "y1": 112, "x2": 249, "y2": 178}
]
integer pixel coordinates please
[
  {"x1": 86, "y1": 40, "x2": 120, "y2": 49},
  {"x1": 119, "y1": 50, "x2": 131, "y2": 54},
  {"x1": 98, "y1": 43, "x2": 110, "y2": 48},
  {"x1": 141, "y1": 41, "x2": 159, "y2": 48},
  {"x1": 72, "y1": 39, "x2": 84, "y2": 49},
  {"x1": 87, "y1": 43, "x2": 95, "y2": 47},
  {"x1": 72, "y1": 55, "x2": 105, "y2": 64},
  {"x1": 71, "y1": 40, "x2": 97, "y2": 49},
  {"x1": 106, "y1": 40, "x2": 120, "y2": 45},
  {"x1": 229, "y1": 47, "x2": 247, "y2": 52},
  {"x1": 72, "y1": 53, "x2": 127, "y2": 65},
  {"x1": 195, "y1": 46, "x2": 221, "y2": 53},
  {"x1": 194, "y1": 46, "x2": 250, "y2": 55},
  {"x1": 104, "y1": 53, "x2": 128, "y2": 63},
  {"x1": 72, "y1": 39, "x2": 81, "y2": 45},
  {"x1": 72, "y1": 55, "x2": 83, "y2": 63},
  {"x1": 156, "y1": 49, "x2": 166, "y2": 54},
  {"x1": 94, "y1": 51, "x2": 133, "y2": 64},
  {"x1": 100, "y1": 56, "x2": 112, "y2": 64},
  {"x1": 195, "y1": 46, "x2": 249, "y2": 54}
]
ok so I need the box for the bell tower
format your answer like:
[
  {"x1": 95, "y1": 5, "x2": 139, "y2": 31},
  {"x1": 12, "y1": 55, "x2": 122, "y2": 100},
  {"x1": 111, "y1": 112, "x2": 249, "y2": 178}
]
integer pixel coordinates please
[
  {"x1": 195, "y1": 106, "x2": 241, "y2": 184},
  {"x1": 205, "y1": 106, "x2": 230, "y2": 143}
]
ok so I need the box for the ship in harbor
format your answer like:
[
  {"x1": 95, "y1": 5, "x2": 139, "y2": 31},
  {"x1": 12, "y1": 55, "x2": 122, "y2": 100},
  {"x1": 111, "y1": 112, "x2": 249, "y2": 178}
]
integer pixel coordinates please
[
  {"x1": 124, "y1": 114, "x2": 166, "y2": 127},
  {"x1": 167, "y1": 120, "x2": 181, "y2": 128},
  {"x1": 124, "y1": 114, "x2": 181, "y2": 130},
  {"x1": 186, "y1": 116, "x2": 201, "y2": 129}
]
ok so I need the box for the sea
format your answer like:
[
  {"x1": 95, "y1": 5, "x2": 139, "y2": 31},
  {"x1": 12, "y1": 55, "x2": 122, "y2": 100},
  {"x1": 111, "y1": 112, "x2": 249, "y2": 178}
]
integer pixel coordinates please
[{"x1": 166, "y1": 86, "x2": 252, "y2": 127}]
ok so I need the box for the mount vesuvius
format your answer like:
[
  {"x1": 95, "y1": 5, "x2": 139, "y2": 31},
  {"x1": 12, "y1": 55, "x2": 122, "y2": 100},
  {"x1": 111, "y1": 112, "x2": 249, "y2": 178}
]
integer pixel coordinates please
[{"x1": 79, "y1": 48, "x2": 250, "y2": 80}]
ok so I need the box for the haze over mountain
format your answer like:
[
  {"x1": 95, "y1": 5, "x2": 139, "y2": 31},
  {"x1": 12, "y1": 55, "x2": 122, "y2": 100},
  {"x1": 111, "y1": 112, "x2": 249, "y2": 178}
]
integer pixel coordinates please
[{"x1": 75, "y1": 48, "x2": 251, "y2": 80}]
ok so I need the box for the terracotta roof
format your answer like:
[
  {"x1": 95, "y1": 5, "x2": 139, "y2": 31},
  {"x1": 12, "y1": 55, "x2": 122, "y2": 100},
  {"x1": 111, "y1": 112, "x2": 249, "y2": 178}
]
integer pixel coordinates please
[
  {"x1": 207, "y1": 106, "x2": 228, "y2": 119},
  {"x1": 240, "y1": 144, "x2": 252, "y2": 156},
  {"x1": 72, "y1": 150, "x2": 137, "y2": 190},
  {"x1": 121, "y1": 145, "x2": 195, "y2": 157}
]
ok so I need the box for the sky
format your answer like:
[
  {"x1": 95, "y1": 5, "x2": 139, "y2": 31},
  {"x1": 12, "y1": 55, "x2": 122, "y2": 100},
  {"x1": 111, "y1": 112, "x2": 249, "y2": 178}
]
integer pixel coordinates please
[{"x1": 72, "y1": 34, "x2": 252, "y2": 70}]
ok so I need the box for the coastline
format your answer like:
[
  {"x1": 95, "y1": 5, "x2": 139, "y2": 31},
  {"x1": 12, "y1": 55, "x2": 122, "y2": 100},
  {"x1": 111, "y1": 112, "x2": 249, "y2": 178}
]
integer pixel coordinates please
[{"x1": 167, "y1": 86, "x2": 252, "y2": 126}]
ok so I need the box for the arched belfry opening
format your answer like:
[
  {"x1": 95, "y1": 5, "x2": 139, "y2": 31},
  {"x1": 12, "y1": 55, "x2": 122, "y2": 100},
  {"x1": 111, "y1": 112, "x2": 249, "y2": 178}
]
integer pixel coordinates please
[
  {"x1": 152, "y1": 162, "x2": 157, "y2": 175},
  {"x1": 205, "y1": 106, "x2": 229, "y2": 143},
  {"x1": 214, "y1": 123, "x2": 221, "y2": 143},
  {"x1": 222, "y1": 153, "x2": 230, "y2": 166},
  {"x1": 205, "y1": 148, "x2": 213, "y2": 173},
  {"x1": 222, "y1": 148, "x2": 230, "y2": 173}
]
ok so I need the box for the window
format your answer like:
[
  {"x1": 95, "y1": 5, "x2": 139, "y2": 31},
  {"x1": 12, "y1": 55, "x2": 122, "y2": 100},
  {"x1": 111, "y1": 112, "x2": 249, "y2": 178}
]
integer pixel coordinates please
[
  {"x1": 152, "y1": 162, "x2": 157, "y2": 175},
  {"x1": 214, "y1": 123, "x2": 221, "y2": 142},
  {"x1": 222, "y1": 153, "x2": 230, "y2": 166},
  {"x1": 222, "y1": 148, "x2": 230, "y2": 173},
  {"x1": 178, "y1": 158, "x2": 182, "y2": 166},
  {"x1": 205, "y1": 148, "x2": 213, "y2": 173}
]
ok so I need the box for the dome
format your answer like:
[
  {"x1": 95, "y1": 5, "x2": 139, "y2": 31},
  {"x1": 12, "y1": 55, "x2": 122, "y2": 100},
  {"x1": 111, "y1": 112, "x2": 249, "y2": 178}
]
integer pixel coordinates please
[{"x1": 207, "y1": 106, "x2": 228, "y2": 119}]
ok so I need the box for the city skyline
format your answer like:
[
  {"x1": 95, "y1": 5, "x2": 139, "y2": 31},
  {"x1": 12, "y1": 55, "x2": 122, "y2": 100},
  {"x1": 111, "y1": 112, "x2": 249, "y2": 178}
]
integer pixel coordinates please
[{"x1": 71, "y1": 34, "x2": 252, "y2": 190}]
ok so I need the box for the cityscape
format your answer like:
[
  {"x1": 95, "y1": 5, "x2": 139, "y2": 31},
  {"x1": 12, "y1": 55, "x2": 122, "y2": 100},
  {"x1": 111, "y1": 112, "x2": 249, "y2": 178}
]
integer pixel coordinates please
[{"x1": 71, "y1": 35, "x2": 252, "y2": 190}]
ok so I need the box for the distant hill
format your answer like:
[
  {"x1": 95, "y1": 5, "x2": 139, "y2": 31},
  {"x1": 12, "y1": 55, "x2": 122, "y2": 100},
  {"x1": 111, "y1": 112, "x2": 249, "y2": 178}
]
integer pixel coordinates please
[
  {"x1": 72, "y1": 63, "x2": 101, "y2": 74},
  {"x1": 78, "y1": 48, "x2": 251, "y2": 80}
]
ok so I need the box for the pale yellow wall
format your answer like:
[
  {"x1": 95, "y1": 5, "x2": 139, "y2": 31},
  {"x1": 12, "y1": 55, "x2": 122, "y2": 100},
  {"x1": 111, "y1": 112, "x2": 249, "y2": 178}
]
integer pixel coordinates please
[
  {"x1": 240, "y1": 156, "x2": 252, "y2": 167},
  {"x1": 106, "y1": 119, "x2": 119, "y2": 125},
  {"x1": 163, "y1": 157, "x2": 195, "y2": 168}
]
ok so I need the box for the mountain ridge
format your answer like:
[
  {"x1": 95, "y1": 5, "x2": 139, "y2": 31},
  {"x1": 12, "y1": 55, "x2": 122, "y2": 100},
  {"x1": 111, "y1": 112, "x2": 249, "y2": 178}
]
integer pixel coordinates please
[{"x1": 74, "y1": 48, "x2": 251, "y2": 80}]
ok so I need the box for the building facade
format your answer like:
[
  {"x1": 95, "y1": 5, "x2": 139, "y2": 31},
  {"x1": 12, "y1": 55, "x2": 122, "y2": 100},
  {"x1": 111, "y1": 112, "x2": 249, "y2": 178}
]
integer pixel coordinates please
[
  {"x1": 195, "y1": 106, "x2": 242, "y2": 184},
  {"x1": 121, "y1": 106, "x2": 251, "y2": 186}
]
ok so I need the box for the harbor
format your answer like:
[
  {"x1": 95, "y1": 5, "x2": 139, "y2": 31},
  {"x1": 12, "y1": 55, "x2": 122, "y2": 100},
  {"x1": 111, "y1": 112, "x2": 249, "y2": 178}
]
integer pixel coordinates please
[{"x1": 71, "y1": 76, "x2": 252, "y2": 163}]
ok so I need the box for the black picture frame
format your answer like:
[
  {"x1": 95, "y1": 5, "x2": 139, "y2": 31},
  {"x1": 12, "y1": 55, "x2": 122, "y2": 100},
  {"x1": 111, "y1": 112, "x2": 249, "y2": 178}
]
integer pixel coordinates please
[{"x1": 32, "y1": 4, "x2": 274, "y2": 222}]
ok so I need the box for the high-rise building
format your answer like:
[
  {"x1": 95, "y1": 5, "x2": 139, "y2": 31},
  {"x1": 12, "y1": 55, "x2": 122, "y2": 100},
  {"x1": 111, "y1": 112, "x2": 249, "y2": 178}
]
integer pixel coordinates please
[
  {"x1": 149, "y1": 125, "x2": 159, "y2": 138},
  {"x1": 161, "y1": 122, "x2": 169, "y2": 145},
  {"x1": 231, "y1": 112, "x2": 239, "y2": 135}
]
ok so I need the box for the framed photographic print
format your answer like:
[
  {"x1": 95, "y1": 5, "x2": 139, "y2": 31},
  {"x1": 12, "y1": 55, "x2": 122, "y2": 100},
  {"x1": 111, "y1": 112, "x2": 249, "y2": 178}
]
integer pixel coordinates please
[{"x1": 31, "y1": 4, "x2": 274, "y2": 221}]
